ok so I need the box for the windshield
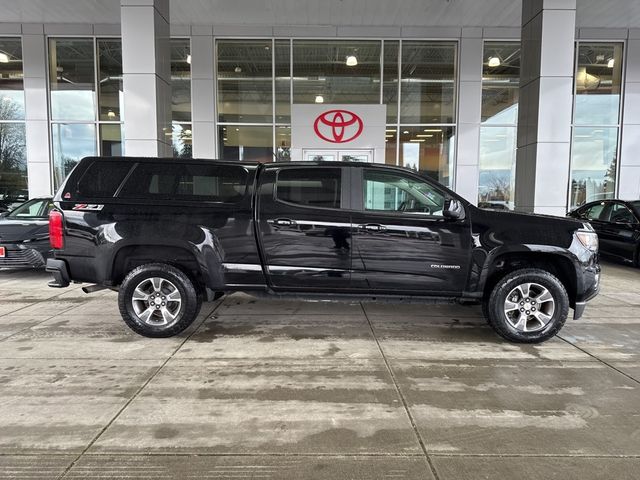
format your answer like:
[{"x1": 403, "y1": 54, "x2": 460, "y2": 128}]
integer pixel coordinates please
[{"x1": 8, "y1": 199, "x2": 48, "y2": 218}]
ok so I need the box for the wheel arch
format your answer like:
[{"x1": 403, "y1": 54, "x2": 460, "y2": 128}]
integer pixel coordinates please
[{"x1": 481, "y1": 249, "x2": 579, "y2": 308}]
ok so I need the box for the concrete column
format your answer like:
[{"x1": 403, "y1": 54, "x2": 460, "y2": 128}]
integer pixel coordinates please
[
  {"x1": 190, "y1": 26, "x2": 216, "y2": 159},
  {"x1": 22, "y1": 24, "x2": 53, "y2": 196},
  {"x1": 514, "y1": 0, "x2": 576, "y2": 215},
  {"x1": 618, "y1": 30, "x2": 640, "y2": 200},
  {"x1": 454, "y1": 28, "x2": 483, "y2": 204},
  {"x1": 121, "y1": 0, "x2": 172, "y2": 157}
]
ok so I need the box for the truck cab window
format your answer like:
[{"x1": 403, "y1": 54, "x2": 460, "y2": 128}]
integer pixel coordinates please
[
  {"x1": 276, "y1": 168, "x2": 342, "y2": 209},
  {"x1": 363, "y1": 170, "x2": 444, "y2": 215}
]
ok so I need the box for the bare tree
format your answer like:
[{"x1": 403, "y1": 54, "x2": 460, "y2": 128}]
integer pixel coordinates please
[{"x1": 0, "y1": 99, "x2": 27, "y2": 195}]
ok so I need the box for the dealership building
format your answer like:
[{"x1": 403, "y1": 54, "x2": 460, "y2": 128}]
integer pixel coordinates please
[{"x1": 0, "y1": 0, "x2": 639, "y2": 214}]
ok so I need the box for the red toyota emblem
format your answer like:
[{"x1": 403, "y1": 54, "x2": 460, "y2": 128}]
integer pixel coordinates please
[{"x1": 313, "y1": 109, "x2": 364, "y2": 143}]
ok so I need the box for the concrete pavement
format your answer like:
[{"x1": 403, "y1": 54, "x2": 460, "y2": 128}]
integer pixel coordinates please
[{"x1": 0, "y1": 261, "x2": 639, "y2": 479}]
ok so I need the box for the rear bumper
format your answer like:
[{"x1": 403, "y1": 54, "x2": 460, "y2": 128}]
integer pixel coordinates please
[
  {"x1": 0, "y1": 245, "x2": 46, "y2": 268},
  {"x1": 46, "y1": 258, "x2": 70, "y2": 288}
]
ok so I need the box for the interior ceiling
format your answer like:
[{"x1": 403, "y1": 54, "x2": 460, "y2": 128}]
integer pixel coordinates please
[{"x1": 0, "y1": 0, "x2": 639, "y2": 28}]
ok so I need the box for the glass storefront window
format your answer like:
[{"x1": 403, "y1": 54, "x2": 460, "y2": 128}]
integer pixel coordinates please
[
  {"x1": 385, "y1": 127, "x2": 397, "y2": 165},
  {"x1": 478, "y1": 126, "x2": 517, "y2": 209},
  {"x1": 0, "y1": 38, "x2": 26, "y2": 198},
  {"x1": 0, "y1": 38, "x2": 25, "y2": 121},
  {"x1": 99, "y1": 124, "x2": 123, "y2": 156},
  {"x1": 383, "y1": 41, "x2": 399, "y2": 123},
  {"x1": 397, "y1": 126, "x2": 455, "y2": 187},
  {"x1": 218, "y1": 125, "x2": 273, "y2": 162},
  {"x1": 217, "y1": 40, "x2": 273, "y2": 123},
  {"x1": 49, "y1": 39, "x2": 96, "y2": 121},
  {"x1": 275, "y1": 125, "x2": 290, "y2": 161},
  {"x1": 172, "y1": 122, "x2": 192, "y2": 158},
  {"x1": 0, "y1": 123, "x2": 27, "y2": 199},
  {"x1": 275, "y1": 40, "x2": 290, "y2": 123},
  {"x1": 482, "y1": 42, "x2": 519, "y2": 124},
  {"x1": 574, "y1": 43, "x2": 623, "y2": 126},
  {"x1": 292, "y1": 40, "x2": 381, "y2": 105},
  {"x1": 171, "y1": 39, "x2": 191, "y2": 122},
  {"x1": 52, "y1": 123, "x2": 97, "y2": 187},
  {"x1": 569, "y1": 127, "x2": 618, "y2": 206},
  {"x1": 97, "y1": 39, "x2": 122, "y2": 121},
  {"x1": 400, "y1": 41, "x2": 456, "y2": 124}
]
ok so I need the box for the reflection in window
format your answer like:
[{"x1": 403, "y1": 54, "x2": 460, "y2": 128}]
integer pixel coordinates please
[
  {"x1": 385, "y1": 128, "x2": 397, "y2": 165},
  {"x1": 171, "y1": 39, "x2": 191, "y2": 123},
  {"x1": 570, "y1": 127, "x2": 618, "y2": 206},
  {"x1": 218, "y1": 125, "x2": 273, "y2": 162},
  {"x1": 397, "y1": 126, "x2": 455, "y2": 187},
  {"x1": 293, "y1": 40, "x2": 381, "y2": 105},
  {"x1": 217, "y1": 40, "x2": 272, "y2": 123},
  {"x1": 97, "y1": 39, "x2": 122, "y2": 121},
  {"x1": 0, "y1": 38, "x2": 27, "y2": 198},
  {"x1": 400, "y1": 41, "x2": 456, "y2": 124},
  {"x1": 275, "y1": 125, "x2": 290, "y2": 161},
  {"x1": 570, "y1": 42, "x2": 623, "y2": 208},
  {"x1": 479, "y1": 126, "x2": 516, "y2": 209},
  {"x1": 0, "y1": 38, "x2": 24, "y2": 120},
  {"x1": 99, "y1": 124, "x2": 123, "y2": 157},
  {"x1": 478, "y1": 41, "x2": 520, "y2": 208},
  {"x1": 52, "y1": 123, "x2": 96, "y2": 188},
  {"x1": 275, "y1": 40, "x2": 290, "y2": 123},
  {"x1": 574, "y1": 43, "x2": 623, "y2": 126},
  {"x1": 172, "y1": 122, "x2": 192, "y2": 158},
  {"x1": 363, "y1": 169, "x2": 444, "y2": 215},
  {"x1": 481, "y1": 42, "x2": 519, "y2": 124},
  {"x1": 49, "y1": 39, "x2": 96, "y2": 121},
  {"x1": 383, "y1": 41, "x2": 399, "y2": 123}
]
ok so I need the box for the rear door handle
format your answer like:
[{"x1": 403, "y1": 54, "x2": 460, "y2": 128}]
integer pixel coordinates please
[
  {"x1": 359, "y1": 223, "x2": 387, "y2": 233},
  {"x1": 270, "y1": 218, "x2": 297, "y2": 226}
]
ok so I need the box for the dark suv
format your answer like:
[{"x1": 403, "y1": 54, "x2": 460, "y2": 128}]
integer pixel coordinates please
[{"x1": 46, "y1": 157, "x2": 600, "y2": 343}]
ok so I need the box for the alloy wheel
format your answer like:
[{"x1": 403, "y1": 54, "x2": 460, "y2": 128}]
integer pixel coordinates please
[
  {"x1": 131, "y1": 277, "x2": 182, "y2": 327},
  {"x1": 503, "y1": 282, "x2": 555, "y2": 332}
]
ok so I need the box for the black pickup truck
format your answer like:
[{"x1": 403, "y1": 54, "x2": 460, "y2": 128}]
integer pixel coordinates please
[{"x1": 46, "y1": 157, "x2": 600, "y2": 343}]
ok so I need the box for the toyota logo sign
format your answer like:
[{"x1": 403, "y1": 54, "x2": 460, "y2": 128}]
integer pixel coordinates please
[{"x1": 313, "y1": 109, "x2": 364, "y2": 143}]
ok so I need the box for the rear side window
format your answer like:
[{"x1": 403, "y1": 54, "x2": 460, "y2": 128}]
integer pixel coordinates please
[
  {"x1": 276, "y1": 168, "x2": 341, "y2": 209},
  {"x1": 77, "y1": 161, "x2": 133, "y2": 198},
  {"x1": 119, "y1": 163, "x2": 248, "y2": 202}
]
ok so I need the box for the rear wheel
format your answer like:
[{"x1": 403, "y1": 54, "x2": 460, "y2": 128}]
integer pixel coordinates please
[
  {"x1": 486, "y1": 268, "x2": 569, "y2": 343},
  {"x1": 118, "y1": 263, "x2": 202, "y2": 338}
]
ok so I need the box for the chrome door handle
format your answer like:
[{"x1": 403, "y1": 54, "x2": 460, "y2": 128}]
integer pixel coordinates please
[
  {"x1": 271, "y1": 218, "x2": 296, "y2": 226},
  {"x1": 359, "y1": 223, "x2": 387, "y2": 232}
]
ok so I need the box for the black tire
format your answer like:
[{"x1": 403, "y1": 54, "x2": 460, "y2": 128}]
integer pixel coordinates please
[
  {"x1": 118, "y1": 263, "x2": 202, "y2": 338},
  {"x1": 634, "y1": 245, "x2": 640, "y2": 268},
  {"x1": 486, "y1": 268, "x2": 569, "y2": 343}
]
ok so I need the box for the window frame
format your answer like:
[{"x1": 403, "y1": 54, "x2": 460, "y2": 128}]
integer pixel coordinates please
[
  {"x1": 352, "y1": 166, "x2": 456, "y2": 219},
  {"x1": 273, "y1": 165, "x2": 350, "y2": 212}
]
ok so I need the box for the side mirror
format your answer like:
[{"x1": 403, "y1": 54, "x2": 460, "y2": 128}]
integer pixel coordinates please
[{"x1": 443, "y1": 198, "x2": 464, "y2": 220}]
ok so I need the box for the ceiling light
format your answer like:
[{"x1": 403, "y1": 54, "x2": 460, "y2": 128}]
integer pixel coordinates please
[
  {"x1": 488, "y1": 56, "x2": 500, "y2": 67},
  {"x1": 107, "y1": 110, "x2": 116, "y2": 118},
  {"x1": 315, "y1": 95, "x2": 324, "y2": 103},
  {"x1": 416, "y1": 134, "x2": 433, "y2": 138},
  {"x1": 345, "y1": 55, "x2": 358, "y2": 67},
  {"x1": 0, "y1": 53, "x2": 9, "y2": 63},
  {"x1": 223, "y1": 137, "x2": 228, "y2": 141},
  {"x1": 234, "y1": 66, "x2": 242, "y2": 73},
  {"x1": 423, "y1": 129, "x2": 441, "y2": 132},
  {"x1": 385, "y1": 129, "x2": 396, "y2": 133},
  {"x1": 184, "y1": 129, "x2": 191, "y2": 135},
  {"x1": 235, "y1": 128, "x2": 239, "y2": 131},
  {"x1": 186, "y1": 54, "x2": 191, "y2": 64},
  {"x1": 409, "y1": 139, "x2": 425, "y2": 142},
  {"x1": 607, "y1": 58, "x2": 615, "y2": 68},
  {"x1": 403, "y1": 130, "x2": 409, "y2": 134}
]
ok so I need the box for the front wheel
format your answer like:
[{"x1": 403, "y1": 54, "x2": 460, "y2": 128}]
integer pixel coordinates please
[
  {"x1": 486, "y1": 268, "x2": 569, "y2": 343},
  {"x1": 118, "y1": 263, "x2": 202, "y2": 338}
]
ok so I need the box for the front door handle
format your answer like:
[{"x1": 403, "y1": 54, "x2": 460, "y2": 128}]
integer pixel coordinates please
[
  {"x1": 359, "y1": 223, "x2": 387, "y2": 233},
  {"x1": 270, "y1": 218, "x2": 297, "y2": 226}
]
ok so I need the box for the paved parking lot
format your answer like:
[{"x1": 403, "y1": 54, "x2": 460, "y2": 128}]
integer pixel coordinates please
[{"x1": 0, "y1": 261, "x2": 639, "y2": 479}]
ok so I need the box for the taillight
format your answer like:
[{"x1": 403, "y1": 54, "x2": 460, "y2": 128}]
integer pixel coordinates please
[{"x1": 49, "y1": 210, "x2": 64, "y2": 249}]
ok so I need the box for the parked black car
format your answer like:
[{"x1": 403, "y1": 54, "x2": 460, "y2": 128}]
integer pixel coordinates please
[
  {"x1": 0, "y1": 197, "x2": 54, "y2": 269},
  {"x1": 568, "y1": 199, "x2": 640, "y2": 267},
  {"x1": 47, "y1": 157, "x2": 600, "y2": 343}
]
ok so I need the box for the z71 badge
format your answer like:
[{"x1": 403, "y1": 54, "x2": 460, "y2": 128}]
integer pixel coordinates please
[{"x1": 72, "y1": 204, "x2": 104, "y2": 211}]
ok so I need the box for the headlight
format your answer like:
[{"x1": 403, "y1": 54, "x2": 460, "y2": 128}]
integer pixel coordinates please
[{"x1": 576, "y1": 230, "x2": 598, "y2": 252}]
